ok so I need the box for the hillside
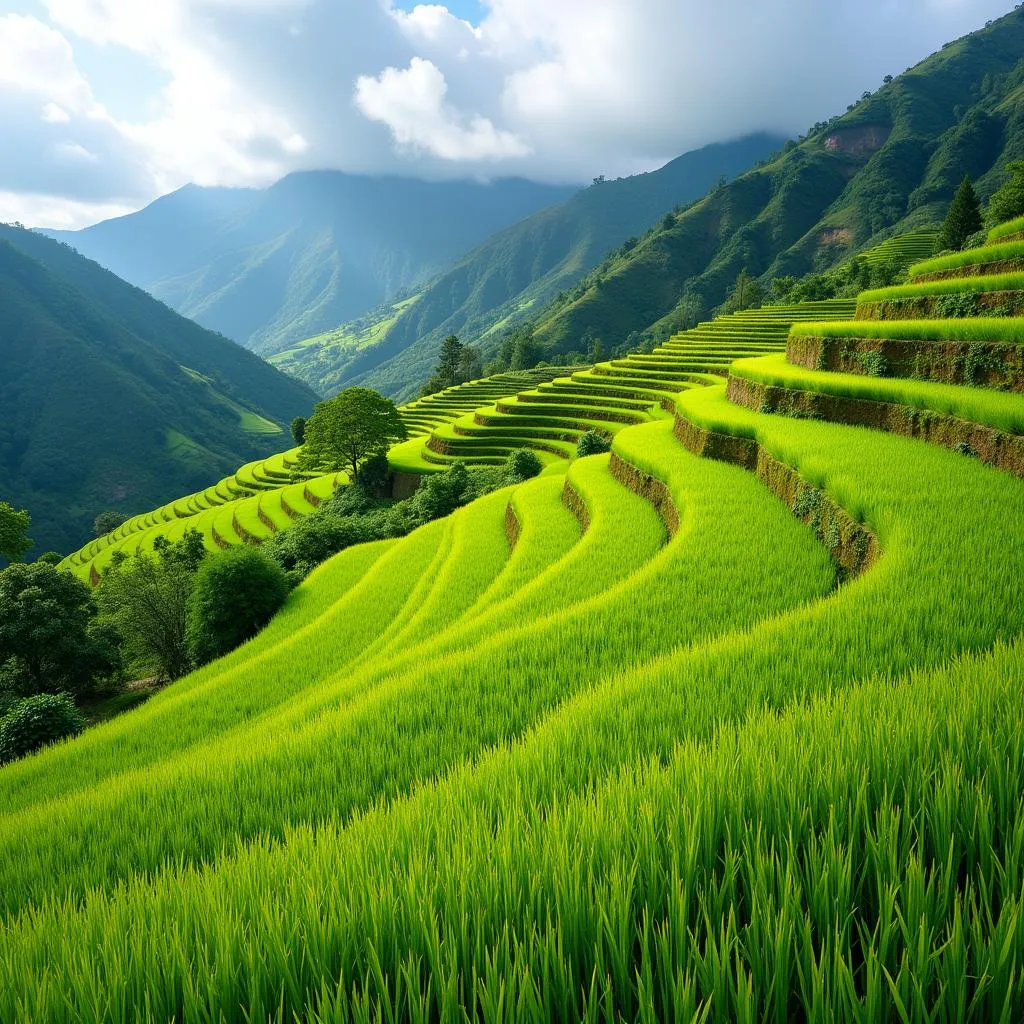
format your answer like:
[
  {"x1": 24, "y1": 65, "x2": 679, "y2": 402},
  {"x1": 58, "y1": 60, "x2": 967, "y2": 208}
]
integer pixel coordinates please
[
  {"x1": 498, "y1": 7, "x2": 1024, "y2": 357},
  {"x1": 47, "y1": 173, "x2": 576, "y2": 355},
  {"x1": 293, "y1": 134, "x2": 786, "y2": 399},
  {"x1": 0, "y1": 226, "x2": 316, "y2": 556},
  {"x1": 4, "y1": 198, "x2": 1024, "y2": 1018}
]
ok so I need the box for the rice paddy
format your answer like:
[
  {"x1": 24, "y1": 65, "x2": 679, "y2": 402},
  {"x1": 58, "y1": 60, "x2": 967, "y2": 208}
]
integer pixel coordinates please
[{"x1": 6, "y1": 236, "x2": 1024, "y2": 1020}]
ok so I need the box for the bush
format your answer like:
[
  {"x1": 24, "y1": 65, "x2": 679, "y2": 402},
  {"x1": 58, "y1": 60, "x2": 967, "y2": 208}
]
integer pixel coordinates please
[
  {"x1": 504, "y1": 449, "x2": 543, "y2": 483},
  {"x1": 576, "y1": 430, "x2": 611, "y2": 458},
  {"x1": 0, "y1": 693, "x2": 85, "y2": 764},
  {"x1": 353, "y1": 452, "x2": 392, "y2": 496},
  {"x1": 187, "y1": 547, "x2": 291, "y2": 665}
]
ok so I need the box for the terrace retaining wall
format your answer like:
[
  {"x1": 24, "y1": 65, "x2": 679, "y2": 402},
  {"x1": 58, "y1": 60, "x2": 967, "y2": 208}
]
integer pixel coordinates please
[
  {"x1": 912, "y1": 258, "x2": 1024, "y2": 282},
  {"x1": 674, "y1": 407, "x2": 880, "y2": 581},
  {"x1": 856, "y1": 292, "x2": 1024, "y2": 321},
  {"x1": 788, "y1": 334, "x2": 1024, "y2": 391},
  {"x1": 727, "y1": 374, "x2": 1024, "y2": 481},
  {"x1": 608, "y1": 452, "x2": 679, "y2": 537}
]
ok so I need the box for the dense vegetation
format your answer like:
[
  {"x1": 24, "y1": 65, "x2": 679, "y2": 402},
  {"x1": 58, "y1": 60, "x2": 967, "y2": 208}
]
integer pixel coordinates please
[
  {"x1": 0, "y1": 226, "x2": 316, "y2": 556},
  {"x1": 47, "y1": 175, "x2": 575, "y2": 355}
]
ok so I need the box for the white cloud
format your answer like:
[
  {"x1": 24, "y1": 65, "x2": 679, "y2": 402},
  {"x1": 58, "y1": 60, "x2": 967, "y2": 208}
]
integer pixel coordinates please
[
  {"x1": 0, "y1": 0, "x2": 1018, "y2": 227},
  {"x1": 355, "y1": 57, "x2": 529, "y2": 161}
]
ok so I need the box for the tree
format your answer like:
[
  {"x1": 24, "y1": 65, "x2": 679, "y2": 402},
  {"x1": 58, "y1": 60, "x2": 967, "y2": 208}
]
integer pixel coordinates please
[
  {"x1": 0, "y1": 693, "x2": 86, "y2": 765},
  {"x1": 723, "y1": 269, "x2": 764, "y2": 313},
  {"x1": 290, "y1": 417, "x2": 307, "y2": 445},
  {"x1": 511, "y1": 334, "x2": 540, "y2": 371},
  {"x1": 576, "y1": 430, "x2": 611, "y2": 458},
  {"x1": 0, "y1": 501, "x2": 31, "y2": 562},
  {"x1": 298, "y1": 388, "x2": 407, "y2": 480},
  {"x1": 97, "y1": 530, "x2": 205, "y2": 682},
  {"x1": 93, "y1": 511, "x2": 127, "y2": 538},
  {"x1": 456, "y1": 344, "x2": 482, "y2": 383},
  {"x1": 504, "y1": 449, "x2": 543, "y2": 482},
  {"x1": 989, "y1": 161, "x2": 1024, "y2": 226},
  {"x1": 187, "y1": 547, "x2": 290, "y2": 665},
  {"x1": 939, "y1": 175, "x2": 983, "y2": 251},
  {"x1": 0, "y1": 562, "x2": 121, "y2": 698}
]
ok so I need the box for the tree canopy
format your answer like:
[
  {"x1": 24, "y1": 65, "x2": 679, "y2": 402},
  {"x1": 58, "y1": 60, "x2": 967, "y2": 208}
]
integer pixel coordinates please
[
  {"x1": 940, "y1": 175, "x2": 983, "y2": 251},
  {"x1": 0, "y1": 502, "x2": 32, "y2": 562},
  {"x1": 298, "y1": 388, "x2": 407, "y2": 479},
  {"x1": 0, "y1": 562, "x2": 120, "y2": 698},
  {"x1": 421, "y1": 336, "x2": 483, "y2": 397},
  {"x1": 989, "y1": 161, "x2": 1024, "y2": 226}
]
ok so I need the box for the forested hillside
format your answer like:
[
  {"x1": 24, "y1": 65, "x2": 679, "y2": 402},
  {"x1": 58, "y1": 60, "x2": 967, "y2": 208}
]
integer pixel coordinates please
[
  {"x1": 0, "y1": 227, "x2": 316, "y2": 556},
  {"x1": 47, "y1": 174, "x2": 575, "y2": 356},
  {"x1": 494, "y1": 8, "x2": 1024, "y2": 359},
  {"x1": 302, "y1": 134, "x2": 785, "y2": 399}
]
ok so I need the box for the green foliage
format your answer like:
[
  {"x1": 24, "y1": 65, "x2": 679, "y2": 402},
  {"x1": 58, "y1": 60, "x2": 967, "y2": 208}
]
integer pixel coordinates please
[
  {"x1": 353, "y1": 451, "x2": 392, "y2": 496},
  {"x1": 721, "y1": 268, "x2": 764, "y2": 313},
  {"x1": 290, "y1": 417, "x2": 306, "y2": 444},
  {"x1": 0, "y1": 502, "x2": 31, "y2": 562},
  {"x1": 504, "y1": 448, "x2": 543, "y2": 482},
  {"x1": 576, "y1": 430, "x2": 612, "y2": 458},
  {"x1": 93, "y1": 511, "x2": 127, "y2": 538},
  {"x1": 420, "y1": 336, "x2": 483, "y2": 397},
  {"x1": 34, "y1": 552, "x2": 63, "y2": 566},
  {"x1": 0, "y1": 562, "x2": 120, "y2": 699},
  {"x1": 298, "y1": 388, "x2": 407, "y2": 478},
  {"x1": 939, "y1": 176, "x2": 983, "y2": 251},
  {"x1": 187, "y1": 548, "x2": 290, "y2": 666},
  {"x1": 0, "y1": 693, "x2": 84, "y2": 765},
  {"x1": 988, "y1": 160, "x2": 1024, "y2": 226},
  {"x1": 97, "y1": 531, "x2": 205, "y2": 682}
]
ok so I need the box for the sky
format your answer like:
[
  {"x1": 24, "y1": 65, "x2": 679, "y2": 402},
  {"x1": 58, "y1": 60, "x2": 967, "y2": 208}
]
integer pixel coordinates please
[{"x1": 0, "y1": 0, "x2": 1016, "y2": 229}]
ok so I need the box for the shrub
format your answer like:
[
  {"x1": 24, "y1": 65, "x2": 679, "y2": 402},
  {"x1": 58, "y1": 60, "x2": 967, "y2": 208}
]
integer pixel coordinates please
[
  {"x1": 353, "y1": 452, "x2": 392, "y2": 496},
  {"x1": 187, "y1": 547, "x2": 291, "y2": 665},
  {"x1": 504, "y1": 449, "x2": 543, "y2": 482},
  {"x1": 0, "y1": 693, "x2": 85, "y2": 765},
  {"x1": 576, "y1": 430, "x2": 611, "y2": 458}
]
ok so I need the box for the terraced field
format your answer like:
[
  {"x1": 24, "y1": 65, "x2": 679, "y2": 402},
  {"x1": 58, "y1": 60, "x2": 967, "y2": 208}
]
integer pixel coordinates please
[
  {"x1": 62, "y1": 369, "x2": 567, "y2": 582},
  {"x1": 9, "y1": 228, "x2": 1024, "y2": 1019},
  {"x1": 414, "y1": 301, "x2": 855, "y2": 468},
  {"x1": 857, "y1": 227, "x2": 939, "y2": 267}
]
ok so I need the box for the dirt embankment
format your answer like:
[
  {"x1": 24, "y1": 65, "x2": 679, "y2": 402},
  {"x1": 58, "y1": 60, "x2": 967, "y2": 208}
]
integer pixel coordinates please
[{"x1": 608, "y1": 453, "x2": 679, "y2": 537}]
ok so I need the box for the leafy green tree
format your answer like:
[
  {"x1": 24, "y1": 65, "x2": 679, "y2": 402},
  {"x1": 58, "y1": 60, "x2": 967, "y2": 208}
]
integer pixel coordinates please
[
  {"x1": 354, "y1": 451, "x2": 392, "y2": 496},
  {"x1": 989, "y1": 161, "x2": 1024, "y2": 226},
  {"x1": 0, "y1": 693, "x2": 86, "y2": 765},
  {"x1": 505, "y1": 449, "x2": 543, "y2": 482},
  {"x1": 576, "y1": 430, "x2": 611, "y2": 458},
  {"x1": 511, "y1": 334, "x2": 540, "y2": 371},
  {"x1": 0, "y1": 562, "x2": 121, "y2": 698},
  {"x1": 93, "y1": 511, "x2": 127, "y2": 538},
  {"x1": 0, "y1": 501, "x2": 31, "y2": 562},
  {"x1": 298, "y1": 388, "x2": 407, "y2": 479},
  {"x1": 940, "y1": 175, "x2": 983, "y2": 251},
  {"x1": 97, "y1": 530, "x2": 205, "y2": 682},
  {"x1": 187, "y1": 547, "x2": 290, "y2": 666},
  {"x1": 35, "y1": 552, "x2": 63, "y2": 566},
  {"x1": 290, "y1": 417, "x2": 307, "y2": 445}
]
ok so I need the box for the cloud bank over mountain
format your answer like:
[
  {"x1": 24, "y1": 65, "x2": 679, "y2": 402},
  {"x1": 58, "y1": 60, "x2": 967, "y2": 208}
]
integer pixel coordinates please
[{"x1": 0, "y1": 0, "x2": 1014, "y2": 227}]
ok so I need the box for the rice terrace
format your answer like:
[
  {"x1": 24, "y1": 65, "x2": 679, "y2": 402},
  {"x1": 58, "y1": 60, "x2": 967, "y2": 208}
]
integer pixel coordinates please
[{"x1": 3, "y1": 2, "x2": 1024, "y2": 1021}]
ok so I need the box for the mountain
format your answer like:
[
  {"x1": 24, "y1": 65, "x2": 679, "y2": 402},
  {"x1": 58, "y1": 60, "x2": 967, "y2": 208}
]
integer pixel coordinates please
[
  {"x1": 0, "y1": 226, "x2": 317, "y2": 557},
  {"x1": 283, "y1": 134, "x2": 786, "y2": 399},
  {"x1": 46, "y1": 173, "x2": 576, "y2": 356},
  {"x1": 505, "y1": 9, "x2": 1024, "y2": 357}
]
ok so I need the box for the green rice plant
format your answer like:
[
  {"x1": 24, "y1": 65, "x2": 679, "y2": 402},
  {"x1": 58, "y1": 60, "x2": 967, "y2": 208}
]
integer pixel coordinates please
[
  {"x1": 732, "y1": 353, "x2": 1024, "y2": 434},
  {"x1": 2, "y1": 397, "x2": 1024, "y2": 1017},
  {"x1": 791, "y1": 317, "x2": 1024, "y2": 345},
  {"x1": 908, "y1": 240, "x2": 1024, "y2": 278},
  {"x1": 858, "y1": 270, "x2": 1024, "y2": 302},
  {"x1": 0, "y1": 431, "x2": 834, "y2": 916},
  {"x1": 988, "y1": 214, "x2": 1024, "y2": 242}
]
